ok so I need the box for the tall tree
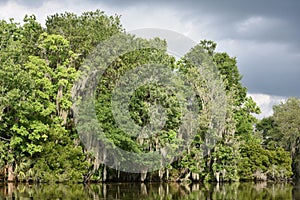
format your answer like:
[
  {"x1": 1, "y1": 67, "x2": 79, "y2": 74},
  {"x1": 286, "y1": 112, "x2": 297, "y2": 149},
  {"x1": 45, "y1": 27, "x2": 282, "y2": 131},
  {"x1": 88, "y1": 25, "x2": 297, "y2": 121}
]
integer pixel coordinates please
[
  {"x1": 273, "y1": 97, "x2": 300, "y2": 177},
  {"x1": 46, "y1": 10, "x2": 123, "y2": 69}
]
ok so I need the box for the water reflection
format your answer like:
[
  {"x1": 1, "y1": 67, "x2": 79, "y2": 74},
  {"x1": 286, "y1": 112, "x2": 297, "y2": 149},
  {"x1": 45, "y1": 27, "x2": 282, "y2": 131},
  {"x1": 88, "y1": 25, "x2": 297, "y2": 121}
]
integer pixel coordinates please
[{"x1": 0, "y1": 181, "x2": 297, "y2": 199}]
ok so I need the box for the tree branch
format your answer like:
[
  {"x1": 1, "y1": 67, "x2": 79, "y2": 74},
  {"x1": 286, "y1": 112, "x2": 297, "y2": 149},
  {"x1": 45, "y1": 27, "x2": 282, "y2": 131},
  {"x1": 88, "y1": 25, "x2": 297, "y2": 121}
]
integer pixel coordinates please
[{"x1": 0, "y1": 136, "x2": 10, "y2": 141}]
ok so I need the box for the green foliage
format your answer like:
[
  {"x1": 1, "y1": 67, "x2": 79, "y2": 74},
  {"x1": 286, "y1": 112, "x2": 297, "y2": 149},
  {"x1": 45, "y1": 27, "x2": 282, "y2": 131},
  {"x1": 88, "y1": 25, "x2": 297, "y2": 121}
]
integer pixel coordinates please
[
  {"x1": 212, "y1": 142, "x2": 240, "y2": 181},
  {"x1": 201, "y1": 40, "x2": 260, "y2": 138},
  {"x1": 46, "y1": 9, "x2": 123, "y2": 69},
  {"x1": 273, "y1": 98, "x2": 300, "y2": 157},
  {"x1": 173, "y1": 41, "x2": 261, "y2": 182},
  {"x1": 33, "y1": 142, "x2": 88, "y2": 182},
  {"x1": 0, "y1": 10, "x2": 295, "y2": 183},
  {"x1": 238, "y1": 137, "x2": 292, "y2": 180},
  {"x1": 258, "y1": 97, "x2": 300, "y2": 178},
  {"x1": 256, "y1": 98, "x2": 300, "y2": 178},
  {"x1": 0, "y1": 13, "x2": 96, "y2": 182},
  {"x1": 256, "y1": 116, "x2": 282, "y2": 149},
  {"x1": 92, "y1": 36, "x2": 181, "y2": 171}
]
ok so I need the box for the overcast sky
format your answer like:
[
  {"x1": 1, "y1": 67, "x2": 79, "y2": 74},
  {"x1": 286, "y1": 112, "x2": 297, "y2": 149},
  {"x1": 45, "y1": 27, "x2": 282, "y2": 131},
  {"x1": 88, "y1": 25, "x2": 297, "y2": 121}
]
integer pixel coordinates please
[{"x1": 1, "y1": 0, "x2": 299, "y2": 118}]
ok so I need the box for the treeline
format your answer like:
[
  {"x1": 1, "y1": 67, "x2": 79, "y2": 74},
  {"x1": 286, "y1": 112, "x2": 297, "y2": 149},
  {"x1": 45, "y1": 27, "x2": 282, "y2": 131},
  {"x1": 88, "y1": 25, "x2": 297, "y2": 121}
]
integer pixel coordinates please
[{"x1": 0, "y1": 10, "x2": 298, "y2": 183}]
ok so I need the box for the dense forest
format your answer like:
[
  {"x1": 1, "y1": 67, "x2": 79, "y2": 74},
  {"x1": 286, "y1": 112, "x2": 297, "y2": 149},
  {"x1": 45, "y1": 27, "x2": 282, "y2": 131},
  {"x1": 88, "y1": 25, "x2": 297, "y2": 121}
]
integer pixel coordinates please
[{"x1": 0, "y1": 10, "x2": 299, "y2": 183}]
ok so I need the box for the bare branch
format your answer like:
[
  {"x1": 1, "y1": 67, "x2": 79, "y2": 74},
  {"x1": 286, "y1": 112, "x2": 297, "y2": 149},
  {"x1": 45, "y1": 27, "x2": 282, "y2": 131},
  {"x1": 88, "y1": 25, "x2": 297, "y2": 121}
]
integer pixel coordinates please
[{"x1": 0, "y1": 136, "x2": 10, "y2": 141}]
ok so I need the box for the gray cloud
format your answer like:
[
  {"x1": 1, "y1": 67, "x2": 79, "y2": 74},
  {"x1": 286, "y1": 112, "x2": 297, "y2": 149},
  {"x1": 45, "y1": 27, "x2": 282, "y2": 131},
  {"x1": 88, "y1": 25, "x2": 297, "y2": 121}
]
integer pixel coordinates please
[{"x1": 0, "y1": 0, "x2": 44, "y2": 7}]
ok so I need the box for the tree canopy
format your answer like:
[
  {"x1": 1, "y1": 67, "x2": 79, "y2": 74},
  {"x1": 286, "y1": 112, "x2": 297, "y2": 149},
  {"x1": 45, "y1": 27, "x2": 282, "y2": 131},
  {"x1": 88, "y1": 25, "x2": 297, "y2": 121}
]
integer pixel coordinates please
[{"x1": 0, "y1": 10, "x2": 295, "y2": 183}]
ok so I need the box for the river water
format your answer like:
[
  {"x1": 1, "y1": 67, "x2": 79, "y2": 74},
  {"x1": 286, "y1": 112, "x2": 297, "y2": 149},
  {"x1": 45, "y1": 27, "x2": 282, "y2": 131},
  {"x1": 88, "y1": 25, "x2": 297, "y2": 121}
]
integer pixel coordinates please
[{"x1": 0, "y1": 182, "x2": 299, "y2": 199}]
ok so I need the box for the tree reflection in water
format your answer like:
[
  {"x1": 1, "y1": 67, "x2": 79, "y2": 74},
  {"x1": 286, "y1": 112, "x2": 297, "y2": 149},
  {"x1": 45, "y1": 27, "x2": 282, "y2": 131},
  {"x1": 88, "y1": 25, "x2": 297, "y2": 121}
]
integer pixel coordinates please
[{"x1": 0, "y1": 182, "x2": 296, "y2": 199}]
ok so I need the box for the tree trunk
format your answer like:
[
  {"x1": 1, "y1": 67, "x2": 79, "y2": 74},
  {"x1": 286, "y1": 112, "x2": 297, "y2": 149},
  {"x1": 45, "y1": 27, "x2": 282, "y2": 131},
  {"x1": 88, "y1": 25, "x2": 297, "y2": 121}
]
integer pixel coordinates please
[
  {"x1": 102, "y1": 148, "x2": 107, "y2": 182},
  {"x1": 181, "y1": 172, "x2": 191, "y2": 182},
  {"x1": 7, "y1": 165, "x2": 14, "y2": 182},
  {"x1": 158, "y1": 168, "x2": 164, "y2": 180},
  {"x1": 140, "y1": 171, "x2": 147, "y2": 182},
  {"x1": 192, "y1": 172, "x2": 200, "y2": 181},
  {"x1": 166, "y1": 168, "x2": 169, "y2": 181},
  {"x1": 102, "y1": 165, "x2": 107, "y2": 182},
  {"x1": 215, "y1": 171, "x2": 220, "y2": 182},
  {"x1": 56, "y1": 84, "x2": 67, "y2": 125}
]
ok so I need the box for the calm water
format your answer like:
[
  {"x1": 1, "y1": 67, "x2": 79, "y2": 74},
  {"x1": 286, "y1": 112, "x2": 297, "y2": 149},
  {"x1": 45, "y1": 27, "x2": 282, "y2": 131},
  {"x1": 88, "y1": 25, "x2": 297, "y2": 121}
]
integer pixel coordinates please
[{"x1": 0, "y1": 182, "x2": 299, "y2": 199}]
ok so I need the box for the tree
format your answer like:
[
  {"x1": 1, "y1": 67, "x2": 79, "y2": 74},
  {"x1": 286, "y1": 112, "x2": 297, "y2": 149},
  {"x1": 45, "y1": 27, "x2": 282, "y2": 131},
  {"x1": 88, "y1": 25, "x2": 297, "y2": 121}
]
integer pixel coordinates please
[
  {"x1": 46, "y1": 10, "x2": 123, "y2": 70},
  {"x1": 238, "y1": 137, "x2": 292, "y2": 181},
  {"x1": 89, "y1": 35, "x2": 180, "y2": 180},
  {"x1": 0, "y1": 17, "x2": 35, "y2": 181},
  {"x1": 256, "y1": 116, "x2": 282, "y2": 149},
  {"x1": 0, "y1": 16, "x2": 88, "y2": 182},
  {"x1": 273, "y1": 97, "x2": 300, "y2": 177},
  {"x1": 0, "y1": 10, "x2": 125, "y2": 182}
]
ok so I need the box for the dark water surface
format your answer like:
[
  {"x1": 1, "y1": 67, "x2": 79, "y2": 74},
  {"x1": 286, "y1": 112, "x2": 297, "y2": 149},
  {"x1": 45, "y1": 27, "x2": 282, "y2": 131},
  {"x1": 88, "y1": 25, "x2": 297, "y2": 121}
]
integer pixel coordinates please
[{"x1": 0, "y1": 182, "x2": 299, "y2": 199}]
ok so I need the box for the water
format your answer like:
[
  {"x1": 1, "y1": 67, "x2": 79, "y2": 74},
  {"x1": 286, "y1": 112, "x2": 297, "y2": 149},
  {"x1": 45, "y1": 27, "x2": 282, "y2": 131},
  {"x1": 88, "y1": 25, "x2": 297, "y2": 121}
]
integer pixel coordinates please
[{"x1": 0, "y1": 182, "x2": 299, "y2": 199}]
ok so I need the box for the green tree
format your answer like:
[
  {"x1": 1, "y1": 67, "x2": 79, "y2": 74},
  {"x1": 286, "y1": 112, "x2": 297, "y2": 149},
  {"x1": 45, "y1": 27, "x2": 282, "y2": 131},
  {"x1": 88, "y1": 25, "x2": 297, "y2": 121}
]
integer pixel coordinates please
[
  {"x1": 1, "y1": 10, "x2": 124, "y2": 182},
  {"x1": 273, "y1": 97, "x2": 300, "y2": 178},
  {"x1": 256, "y1": 116, "x2": 282, "y2": 149},
  {"x1": 0, "y1": 20, "x2": 87, "y2": 181},
  {"x1": 46, "y1": 10, "x2": 123, "y2": 69},
  {"x1": 238, "y1": 137, "x2": 292, "y2": 181}
]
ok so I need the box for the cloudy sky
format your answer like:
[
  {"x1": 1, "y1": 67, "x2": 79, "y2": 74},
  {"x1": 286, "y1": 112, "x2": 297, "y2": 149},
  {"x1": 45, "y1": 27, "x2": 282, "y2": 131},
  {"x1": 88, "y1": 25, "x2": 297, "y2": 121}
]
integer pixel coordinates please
[{"x1": 1, "y1": 0, "x2": 299, "y2": 118}]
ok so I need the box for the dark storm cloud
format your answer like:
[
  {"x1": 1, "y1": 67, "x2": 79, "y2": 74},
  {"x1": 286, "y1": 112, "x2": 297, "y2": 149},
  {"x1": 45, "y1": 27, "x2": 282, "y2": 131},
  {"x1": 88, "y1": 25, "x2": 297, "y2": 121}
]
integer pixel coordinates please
[
  {"x1": 4, "y1": 0, "x2": 299, "y2": 47},
  {"x1": 175, "y1": 1, "x2": 300, "y2": 50},
  {"x1": 240, "y1": 56, "x2": 300, "y2": 97},
  {"x1": 102, "y1": 0, "x2": 300, "y2": 49}
]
